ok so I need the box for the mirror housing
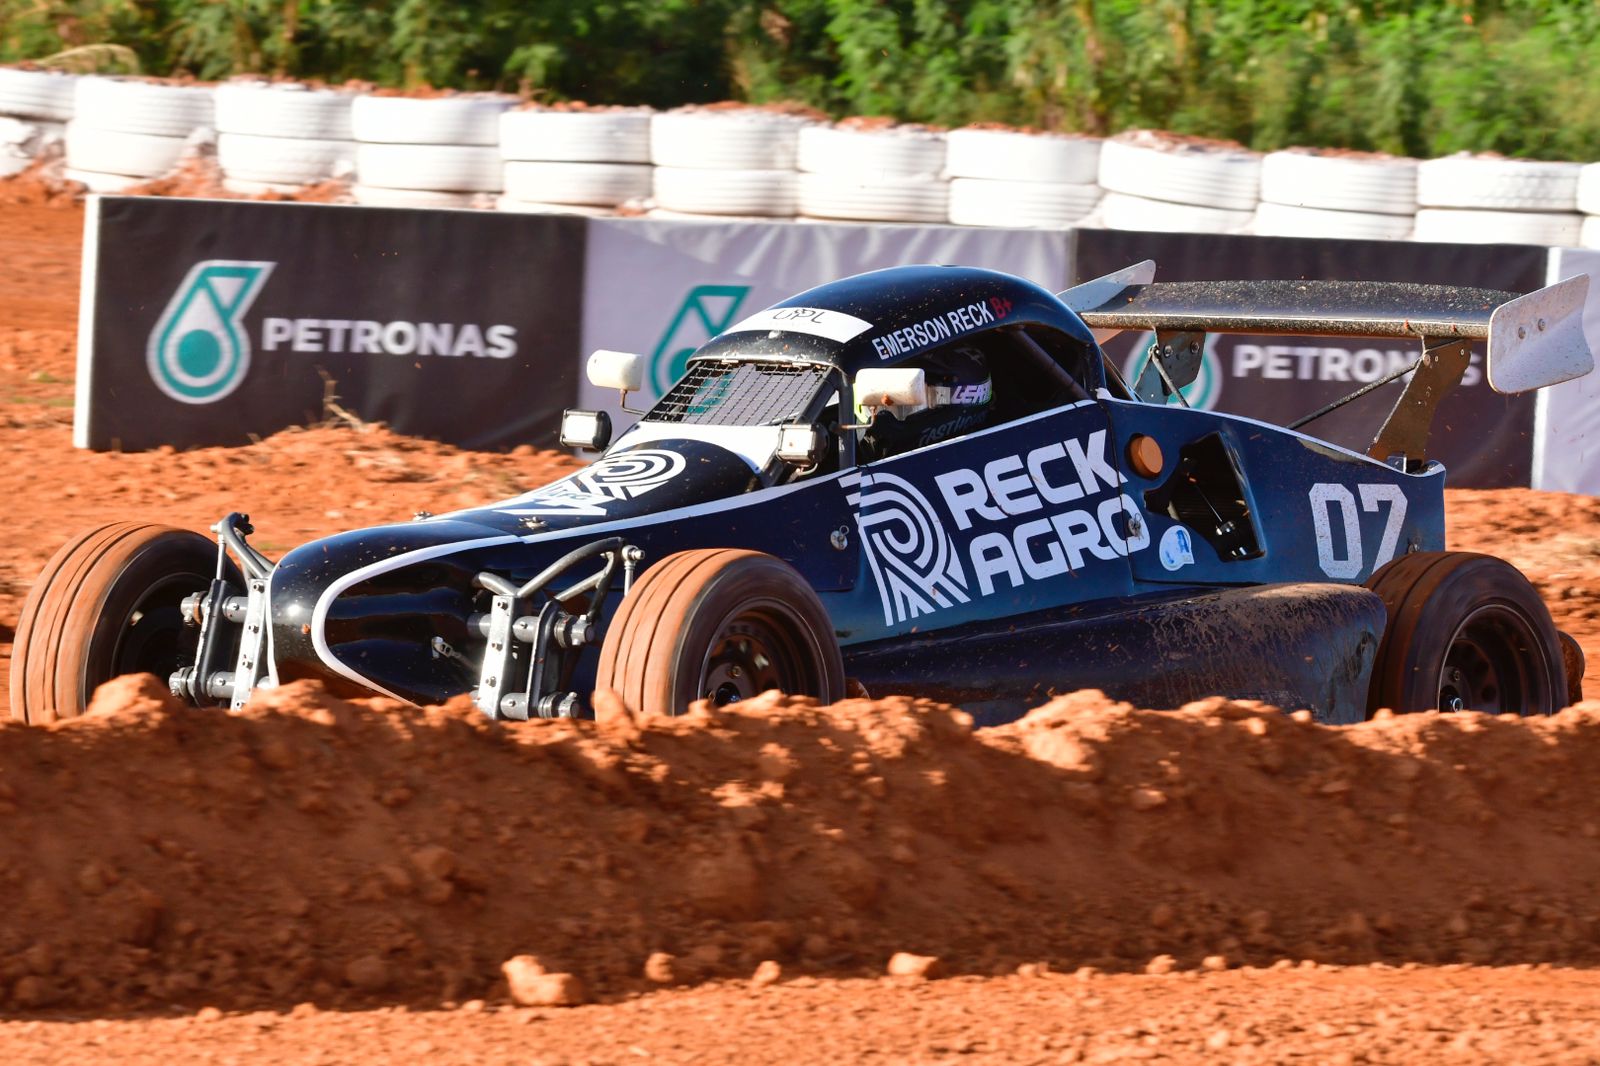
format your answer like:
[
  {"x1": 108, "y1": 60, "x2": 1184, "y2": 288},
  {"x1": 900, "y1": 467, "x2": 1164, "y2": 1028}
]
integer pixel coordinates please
[
  {"x1": 587, "y1": 349, "x2": 645, "y2": 394},
  {"x1": 559, "y1": 408, "x2": 612, "y2": 452},
  {"x1": 852, "y1": 367, "x2": 928, "y2": 417},
  {"x1": 776, "y1": 423, "x2": 828, "y2": 467}
]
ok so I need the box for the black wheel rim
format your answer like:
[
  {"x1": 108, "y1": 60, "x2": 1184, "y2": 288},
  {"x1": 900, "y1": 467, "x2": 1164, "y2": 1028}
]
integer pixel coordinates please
[
  {"x1": 1438, "y1": 604, "x2": 1552, "y2": 715},
  {"x1": 109, "y1": 574, "x2": 204, "y2": 685},
  {"x1": 698, "y1": 599, "x2": 817, "y2": 706}
]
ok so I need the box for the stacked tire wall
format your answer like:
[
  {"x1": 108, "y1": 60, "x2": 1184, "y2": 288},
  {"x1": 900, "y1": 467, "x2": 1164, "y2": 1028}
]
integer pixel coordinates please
[
  {"x1": 350, "y1": 94, "x2": 512, "y2": 209},
  {"x1": 214, "y1": 82, "x2": 355, "y2": 195},
  {"x1": 14, "y1": 67, "x2": 1600, "y2": 245}
]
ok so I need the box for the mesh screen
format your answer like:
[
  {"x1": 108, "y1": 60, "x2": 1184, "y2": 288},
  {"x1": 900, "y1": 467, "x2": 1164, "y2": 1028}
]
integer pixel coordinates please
[{"x1": 645, "y1": 361, "x2": 830, "y2": 426}]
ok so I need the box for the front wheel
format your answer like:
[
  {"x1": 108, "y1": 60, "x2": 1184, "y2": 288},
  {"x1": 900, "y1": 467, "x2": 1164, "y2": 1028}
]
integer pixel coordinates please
[
  {"x1": 594, "y1": 549, "x2": 845, "y2": 715},
  {"x1": 1365, "y1": 551, "x2": 1567, "y2": 716},
  {"x1": 11, "y1": 524, "x2": 234, "y2": 722}
]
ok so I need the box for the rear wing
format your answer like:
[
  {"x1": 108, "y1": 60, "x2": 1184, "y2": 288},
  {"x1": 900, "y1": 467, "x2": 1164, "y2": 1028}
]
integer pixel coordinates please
[
  {"x1": 1060, "y1": 260, "x2": 1593, "y2": 395},
  {"x1": 1058, "y1": 260, "x2": 1594, "y2": 466}
]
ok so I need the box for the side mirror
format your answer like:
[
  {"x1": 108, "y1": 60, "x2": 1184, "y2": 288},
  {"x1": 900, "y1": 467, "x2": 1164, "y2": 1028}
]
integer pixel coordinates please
[
  {"x1": 776, "y1": 423, "x2": 828, "y2": 467},
  {"x1": 560, "y1": 409, "x2": 612, "y2": 452},
  {"x1": 852, "y1": 367, "x2": 928, "y2": 416}
]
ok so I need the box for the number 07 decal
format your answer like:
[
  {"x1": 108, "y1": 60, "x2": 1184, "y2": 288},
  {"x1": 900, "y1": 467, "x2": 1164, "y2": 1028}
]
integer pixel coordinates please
[{"x1": 1308, "y1": 482, "x2": 1407, "y2": 579}]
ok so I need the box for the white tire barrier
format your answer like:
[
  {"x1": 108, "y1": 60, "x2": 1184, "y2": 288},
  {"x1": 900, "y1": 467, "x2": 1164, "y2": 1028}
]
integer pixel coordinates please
[
  {"x1": 494, "y1": 196, "x2": 615, "y2": 216},
  {"x1": 797, "y1": 172, "x2": 949, "y2": 223},
  {"x1": 500, "y1": 108, "x2": 652, "y2": 163},
  {"x1": 351, "y1": 185, "x2": 484, "y2": 209},
  {"x1": 1413, "y1": 208, "x2": 1582, "y2": 246},
  {"x1": 948, "y1": 177, "x2": 1099, "y2": 228},
  {"x1": 72, "y1": 77, "x2": 213, "y2": 137},
  {"x1": 798, "y1": 125, "x2": 946, "y2": 180},
  {"x1": 1582, "y1": 215, "x2": 1600, "y2": 250},
  {"x1": 652, "y1": 166, "x2": 797, "y2": 217},
  {"x1": 1416, "y1": 155, "x2": 1580, "y2": 211},
  {"x1": 351, "y1": 94, "x2": 513, "y2": 146},
  {"x1": 64, "y1": 122, "x2": 186, "y2": 177},
  {"x1": 1576, "y1": 163, "x2": 1600, "y2": 215},
  {"x1": 64, "y1": 168, "x2": 144, "y2": 193},
  {"x1": 0, "y1": 116, "x2": 45, "y2": 174},
  {"x1": 1099, "y1": 133, "x2": 1261, "y2": 211},
  {"x1": 502, "y1": 161, "x2": 652, "y2": 206},
  {"x1": 1098, "y1": 191, "x2": 1253, "y2": 234},
  {"x1": 649, "y1": 109, "x2": 811, "y2": 170},
  {"x1": 0, "y1": 67, "x2": 77, "y2": 121},
  {"x1": 221, "y1": 177, "x2": 305, "y2": 196},
  {"x1": 945, "y1": 128, "x2": 1100, "y2": 184},
  {"x1": 0, "y1": 117, "x2": 40, "y2": 176},
  {"x1": 31, "y1": 120, "x2": 65, "y2": 146},
  {"x1": 356, "y1": 143, "x2": 502, "y2": 192},
  {"x1": 1252, "y1": 201, "x2": 1414, "y2": 241},
  {"x1": 217, "y1": 133, "x2": 353, "y2": 185},
  {"x1": 647, "y1": 207, "x2": 783, "y2": 222},
  {"x1": 1259, "y1": 150, "x2": 1417, "y2": 215},
  {"x1": 215, "y1": 81, "x2": 354, "y2": 140}
]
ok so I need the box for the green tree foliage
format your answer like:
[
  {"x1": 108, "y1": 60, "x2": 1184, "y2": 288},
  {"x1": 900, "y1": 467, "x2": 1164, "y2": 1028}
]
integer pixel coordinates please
[{"x1": 3, "y1": 0, "x2": 1599, "y2": 160}]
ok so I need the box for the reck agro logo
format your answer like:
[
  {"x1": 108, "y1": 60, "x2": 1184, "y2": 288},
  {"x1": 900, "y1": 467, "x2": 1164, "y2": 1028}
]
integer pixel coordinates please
[{"x1": 148, "y1": 260, "x2": 275, "y2": 405}]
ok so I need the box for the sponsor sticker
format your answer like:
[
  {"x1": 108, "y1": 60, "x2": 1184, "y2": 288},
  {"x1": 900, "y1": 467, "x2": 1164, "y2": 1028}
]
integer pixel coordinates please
[
  {"x1": 1159, "y1": 524, "x2": 1196, "y2": 571},
  {"x1": 869, "y1": 298, "x2": 1008, "y2": 361},
  {"x1": 498, "y1": 449, "x2": 685, "y2": 517},
  {"x1": 726, "y1": 306, "x2": 873, "y2": 344}
]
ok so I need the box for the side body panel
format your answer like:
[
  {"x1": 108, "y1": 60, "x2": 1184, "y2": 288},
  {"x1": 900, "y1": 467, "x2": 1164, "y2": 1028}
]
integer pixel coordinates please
[
  {"x1": 1099, "y1": 399, "x2": 1446, "y2": 591},
  {"x1": 843, "y1": 582, "x2": 1386, "y2": 725}
]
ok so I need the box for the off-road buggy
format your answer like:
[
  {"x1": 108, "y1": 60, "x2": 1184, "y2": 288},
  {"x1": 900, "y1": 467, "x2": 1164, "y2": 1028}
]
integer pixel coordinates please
[{"x1": 13, "y1": 261, "x2": 1593, "y2": 725}]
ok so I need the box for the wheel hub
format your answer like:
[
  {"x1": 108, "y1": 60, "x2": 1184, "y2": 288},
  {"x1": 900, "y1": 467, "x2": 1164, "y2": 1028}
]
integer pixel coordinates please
[
  {"x1": 699, "y1": 611, "x2": 808, "y2": 706},
  {"x1": 1438, "y1": 604, "x2": 1545, "y2": 715}
]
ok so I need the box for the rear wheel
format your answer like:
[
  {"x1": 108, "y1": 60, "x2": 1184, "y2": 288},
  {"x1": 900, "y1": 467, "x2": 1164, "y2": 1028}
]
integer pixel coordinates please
[
  {"x1": 594, "y1": 549, "x2": 845, "y2": 715},
  {"x1": 11, "y1": 524, "x2": 231, "y2": 722},
  {"x1": 1365, "y1": 551, "x2": 1566, "y2": 716}
]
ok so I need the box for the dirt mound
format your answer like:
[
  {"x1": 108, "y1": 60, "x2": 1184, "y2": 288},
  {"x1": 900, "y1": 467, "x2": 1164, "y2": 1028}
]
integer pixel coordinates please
[{"x1": 3, "y1": 679, "x2": 1599, "y2": 1012}]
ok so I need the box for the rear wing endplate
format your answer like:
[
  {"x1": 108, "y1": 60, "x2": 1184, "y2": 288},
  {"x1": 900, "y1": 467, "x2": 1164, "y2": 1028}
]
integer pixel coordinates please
[{"x1": 1061, "y1": 262, "x2": 1593, "y2": 395}]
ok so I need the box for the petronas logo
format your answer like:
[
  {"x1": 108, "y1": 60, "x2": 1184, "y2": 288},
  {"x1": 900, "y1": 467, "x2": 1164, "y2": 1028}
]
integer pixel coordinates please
[{"x1": 147, "y1": 261, "x2": 276, "y2": 404}]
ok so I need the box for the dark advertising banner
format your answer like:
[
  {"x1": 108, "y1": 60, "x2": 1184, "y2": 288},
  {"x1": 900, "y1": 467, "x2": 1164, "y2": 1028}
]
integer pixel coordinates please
[
  {"x1": 75, "y1": 196, "x2": 586, "y2": 452},
  {"x1": 1072, "y1": 231, "x2": 1549, "y2": 488}
]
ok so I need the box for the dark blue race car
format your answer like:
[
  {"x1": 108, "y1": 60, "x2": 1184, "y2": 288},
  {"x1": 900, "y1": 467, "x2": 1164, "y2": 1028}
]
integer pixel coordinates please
[{"x1": 13, "y1": 261, "x2": 1593, "y2": 725}]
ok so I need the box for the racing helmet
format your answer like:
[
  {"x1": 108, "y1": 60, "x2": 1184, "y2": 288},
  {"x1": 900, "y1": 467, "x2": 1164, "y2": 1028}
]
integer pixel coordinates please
[{"x1": 859, "y1": 344, "x2": 994, "y2": 461}]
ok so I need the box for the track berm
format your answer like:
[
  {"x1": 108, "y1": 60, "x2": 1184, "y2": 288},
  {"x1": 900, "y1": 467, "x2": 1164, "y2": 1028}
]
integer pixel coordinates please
[{"x1": 5, "y1": 677, "x2": 1600, "y2": 1012}]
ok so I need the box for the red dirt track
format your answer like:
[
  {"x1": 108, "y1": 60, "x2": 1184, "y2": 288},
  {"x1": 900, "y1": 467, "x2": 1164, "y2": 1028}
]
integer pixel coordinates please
[{"x1": 3, "y1": 192, "x2": 1600, "y2": 1063}]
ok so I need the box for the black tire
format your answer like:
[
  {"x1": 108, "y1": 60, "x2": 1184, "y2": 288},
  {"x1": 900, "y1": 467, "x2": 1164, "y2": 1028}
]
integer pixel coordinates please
[
  {"x1": 594, "y1": 548, "x2": 845, "y2": 715},
  {"x1": 1365, "y1": 551, "x2": 1567, "y2": 716},
  {"x1": 11, "y1": 524, "x2": 235, "y2": 723}
]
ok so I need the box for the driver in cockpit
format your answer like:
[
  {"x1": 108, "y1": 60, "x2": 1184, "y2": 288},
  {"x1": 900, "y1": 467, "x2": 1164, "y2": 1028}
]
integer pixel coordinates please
[{"x1": 857, "y1": 344, "x2": 995, "y2": 463}]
